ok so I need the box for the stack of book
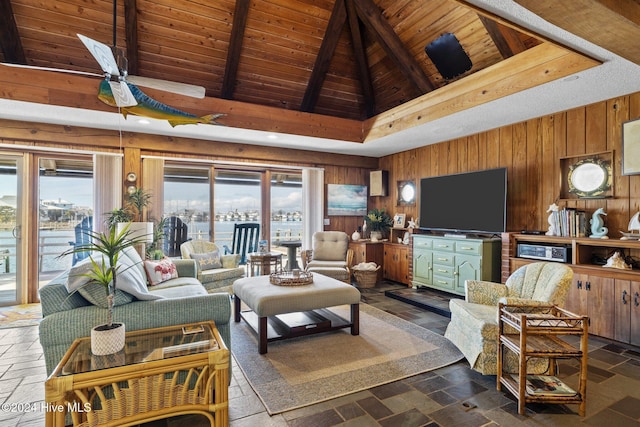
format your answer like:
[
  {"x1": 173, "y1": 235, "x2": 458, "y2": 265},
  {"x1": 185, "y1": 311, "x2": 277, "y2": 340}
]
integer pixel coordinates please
[{"x1": 550, "y1": 208, "x2": 588, "y2": 237}]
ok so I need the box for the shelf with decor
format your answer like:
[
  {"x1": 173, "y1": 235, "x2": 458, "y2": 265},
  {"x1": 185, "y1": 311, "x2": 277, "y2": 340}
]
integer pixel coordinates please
[{"x1": 505, "y1": 233, "x2": 640, "y2": 346}]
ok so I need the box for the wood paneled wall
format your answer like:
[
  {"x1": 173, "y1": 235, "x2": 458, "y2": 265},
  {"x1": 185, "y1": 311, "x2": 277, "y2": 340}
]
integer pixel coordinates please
[
  {"x1": 376, "y1": 93, "x2": 640, "y2": 235},
  {"x1": 3, "y1": 92, "x2": 640, "y2": 238}
]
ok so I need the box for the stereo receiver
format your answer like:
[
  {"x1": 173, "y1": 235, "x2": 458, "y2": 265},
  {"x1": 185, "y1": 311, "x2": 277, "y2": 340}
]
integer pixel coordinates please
[{"x1": 517, "y1": 243, "x2": 571, "y2": 263}]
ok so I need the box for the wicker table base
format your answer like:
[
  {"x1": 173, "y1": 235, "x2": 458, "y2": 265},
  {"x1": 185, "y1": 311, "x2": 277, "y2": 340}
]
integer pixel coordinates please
[{"x1": 44, "y1": 322, "x2": 229, "y2": 427}]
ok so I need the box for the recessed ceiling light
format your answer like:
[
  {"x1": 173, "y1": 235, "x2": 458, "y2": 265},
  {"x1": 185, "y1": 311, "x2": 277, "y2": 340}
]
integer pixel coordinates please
[
  {"x1": 267, "y1": 134, "x2": 278, "y2": 140},
  {"x1": 137, "y1": 118, "x2": 151, "y2": 125},
  {"x1": 563, "y1": 75, "x2": 580, "y2": 82}
]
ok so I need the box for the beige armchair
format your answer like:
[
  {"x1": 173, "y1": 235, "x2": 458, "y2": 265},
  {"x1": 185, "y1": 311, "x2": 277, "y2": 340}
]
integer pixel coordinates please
[
  {"x1": 301, "y1": 231, "x2": 354, "y2": 283},
  {"x1": 444, "y1": 262, "x2": 573, "y2": 375}
]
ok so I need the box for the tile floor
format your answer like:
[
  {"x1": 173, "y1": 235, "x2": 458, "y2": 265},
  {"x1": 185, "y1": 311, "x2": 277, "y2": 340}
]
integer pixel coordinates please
[{"x1": 1, "y1": 282, "x2": 640, "y2": 426}]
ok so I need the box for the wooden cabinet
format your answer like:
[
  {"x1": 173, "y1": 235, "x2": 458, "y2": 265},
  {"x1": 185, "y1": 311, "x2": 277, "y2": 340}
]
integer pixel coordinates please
[
  {"x1": 383, "y1": 243, "x2": 409, "y2": 285},
  {"x1": 348, "y1": 241, "x2": 384, "y2": 282},
  {"x1": 506, "y1": 233, "x2": 640, "y2": 345},
  {"x1": 614, "y1": 280, "x2": 640, "y2": 346},
  {"x1": 565, "y1": 273, "x2": 614, "y2": 338},
  {"x1": 412, "y1": 235, "x2": 501, "y2": 296}
]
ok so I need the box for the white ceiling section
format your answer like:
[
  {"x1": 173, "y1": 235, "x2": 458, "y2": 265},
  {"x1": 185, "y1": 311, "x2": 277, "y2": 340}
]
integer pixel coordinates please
[{"x1": 1, "y1": 0, "x2": 640, "y2": 158}]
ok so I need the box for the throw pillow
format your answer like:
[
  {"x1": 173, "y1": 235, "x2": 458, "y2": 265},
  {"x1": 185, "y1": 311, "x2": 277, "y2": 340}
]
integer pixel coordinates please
[
  {"x1": 221, "y1": 254, "x2": 241, "y2": 268},
  {"x1": 66, "y1": 253, "x2": 164, "y2": 306},
  {"x1": 144, "y1": 258, "x2": 179, "y2": 286},
  {"x1": 67, "y1": 257, "x2": 135, "y2": 308},
  {"x1": 191, "y1": 251, "x2": 222, "y2": 270}
]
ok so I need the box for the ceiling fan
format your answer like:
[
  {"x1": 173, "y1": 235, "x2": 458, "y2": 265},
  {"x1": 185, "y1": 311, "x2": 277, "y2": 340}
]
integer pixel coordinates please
[{"x1": 2, "y1": 0, "x2": 206, "y2": 108}]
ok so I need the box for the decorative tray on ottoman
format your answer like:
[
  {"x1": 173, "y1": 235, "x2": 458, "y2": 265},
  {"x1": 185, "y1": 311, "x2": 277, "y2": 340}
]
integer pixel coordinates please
[{"x1": 269, "y1": 270, "x2": 313, "y2": 286}]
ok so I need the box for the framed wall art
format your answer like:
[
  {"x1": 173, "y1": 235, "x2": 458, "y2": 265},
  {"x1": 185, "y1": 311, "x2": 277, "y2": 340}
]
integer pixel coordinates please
[
  {"x1": 622, "y1": 118, "x2": 640, "y2": 175},
  {"x1": 327, "y1": 184, "x2": 368, "y2": 216}
]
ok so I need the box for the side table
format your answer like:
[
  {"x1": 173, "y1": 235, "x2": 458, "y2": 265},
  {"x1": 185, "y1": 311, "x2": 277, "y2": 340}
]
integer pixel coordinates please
[
  {"x1": 247, "y1": 252, "x2": 283, "y2": 276},
  {"x1": 278, "y1": 240, "x2": 302, "y2": 270},
  {"x1": 45, "y1": 321, "x2": 229, "y2": 427},
  {"x1": 497, "y1": 303, "x2": 588, "y2": 416}
]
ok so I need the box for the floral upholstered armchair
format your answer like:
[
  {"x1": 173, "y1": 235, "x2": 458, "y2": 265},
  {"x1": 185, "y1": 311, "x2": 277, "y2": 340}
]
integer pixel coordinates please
[{"x1": 444, "y1": 262, "x2": 573, "y2": 375}]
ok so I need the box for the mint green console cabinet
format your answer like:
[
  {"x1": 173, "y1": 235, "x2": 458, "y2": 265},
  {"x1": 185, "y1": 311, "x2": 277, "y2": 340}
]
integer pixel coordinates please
[{"x1": 412, "y1": 235, "x2": 501, "y2": 295}]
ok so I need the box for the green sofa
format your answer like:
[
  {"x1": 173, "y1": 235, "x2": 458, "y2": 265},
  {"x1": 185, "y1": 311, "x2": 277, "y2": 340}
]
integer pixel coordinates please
[{"x1": 38, "y1": 246, "x2": 232, "y2": 376}]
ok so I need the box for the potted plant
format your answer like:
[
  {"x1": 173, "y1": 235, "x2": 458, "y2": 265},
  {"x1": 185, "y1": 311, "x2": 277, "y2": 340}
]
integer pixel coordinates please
[
  {"x1": 105, "y1": 187, "x2": 154, "y2": 259},
  {"x1": 60, "y1": 223, "x2": 146, "y2": 355},
  {"x1": 364, "y1": 208, "x2": 394, "y2": 241},
  {"x1": 104, "y1": 186, "x2": 152, "y2": 226}
]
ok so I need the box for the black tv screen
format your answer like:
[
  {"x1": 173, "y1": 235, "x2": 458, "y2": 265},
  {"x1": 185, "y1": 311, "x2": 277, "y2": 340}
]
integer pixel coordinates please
[{"x1": 419, "y1": 168, "x2": 507, "y2": 234}]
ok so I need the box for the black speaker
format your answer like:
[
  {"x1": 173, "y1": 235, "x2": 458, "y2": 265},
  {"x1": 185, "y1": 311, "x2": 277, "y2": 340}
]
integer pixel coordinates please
[{"x1": 425, "y1": 33, "x2": 472, "y2": 80}]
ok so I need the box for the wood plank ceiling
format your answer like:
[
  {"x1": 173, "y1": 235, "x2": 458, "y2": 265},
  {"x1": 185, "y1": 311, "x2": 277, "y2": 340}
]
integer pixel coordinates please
[{"x1": 0, "y1": 0, "x2": 549, "y2": 123}]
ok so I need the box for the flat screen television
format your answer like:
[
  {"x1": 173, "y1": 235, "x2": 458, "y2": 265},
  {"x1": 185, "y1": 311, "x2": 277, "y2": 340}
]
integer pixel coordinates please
[{"x1": 419, "y1": 168, "x2": 507, "y2": 234}]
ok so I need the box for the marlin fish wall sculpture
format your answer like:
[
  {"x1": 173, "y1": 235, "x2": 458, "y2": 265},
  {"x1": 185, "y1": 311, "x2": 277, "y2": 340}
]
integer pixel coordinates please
[{"x1": 98, "y1": 80, "x2": 224, "y2": 127}]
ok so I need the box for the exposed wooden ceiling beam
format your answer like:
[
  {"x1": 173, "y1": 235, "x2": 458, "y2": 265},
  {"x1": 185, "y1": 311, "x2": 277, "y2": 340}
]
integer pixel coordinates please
[
  {"x1": 478, "y1": 16, "x2": 527, "y2": 59},
  {"x1": 346, "y1": 0, "x2": 375, "y2": 118},
  {"x1": 352, "y1": 0, "x2": 434, "y2": 95},
  {"x1": 301, "y1": 0, "x2": 348, "y2": 112},
  {"x1": 514, "y1": 0, "x2": 640, "y2": 65},
  {"x1": 0, "y1": 0, "x2": 26, "y2": 64},
  {"x1": 124, "y1": 0, "x2": 139, "y2": 75},
  {"x1": 222, "y1": 0, "x2": 250, "y2": 100}
]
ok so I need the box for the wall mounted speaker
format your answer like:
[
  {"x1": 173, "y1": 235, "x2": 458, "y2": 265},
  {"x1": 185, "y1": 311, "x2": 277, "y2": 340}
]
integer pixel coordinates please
[
  {"x1": 425, "y1": 33, "x2": 472, "y2": 80},
  {"x1": 370, "y1": 170, "x2": 388, "y2": 197}
]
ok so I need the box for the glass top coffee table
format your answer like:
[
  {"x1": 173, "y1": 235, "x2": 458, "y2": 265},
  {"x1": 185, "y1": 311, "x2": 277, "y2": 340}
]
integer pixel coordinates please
[{"x1": 45, "y1": 321, "x2": 229, "y2": 427}]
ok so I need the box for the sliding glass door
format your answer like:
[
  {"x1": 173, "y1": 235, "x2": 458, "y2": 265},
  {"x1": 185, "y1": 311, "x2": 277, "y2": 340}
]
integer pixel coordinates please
[
  {"x1": 0, "y1": 155, "x2": 22, "y2": 306},
  {"x1": 163, "y1": 162, "x2": 303, "y2": 256},
  {"x1": 37, "y1": 156, "x2": 94, "y2": 289}
]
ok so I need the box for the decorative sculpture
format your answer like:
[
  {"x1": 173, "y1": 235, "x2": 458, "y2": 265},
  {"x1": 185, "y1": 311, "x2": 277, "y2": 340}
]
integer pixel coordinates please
[
  {"x1": 590, "y1": 208, "x2": 609, "y2": 239},
  {"x1": 603, "y1": 251, "x2": 631, "y2": 270},
  {"x1": 620, "y1": 212, "x2": 640, "y2": 240},
  {"x1": 545, "y1": 203, "x2": 560, "y2": 236},
  {"x1": 407, "y1": 217, "x2": 418, "y2": 229}
]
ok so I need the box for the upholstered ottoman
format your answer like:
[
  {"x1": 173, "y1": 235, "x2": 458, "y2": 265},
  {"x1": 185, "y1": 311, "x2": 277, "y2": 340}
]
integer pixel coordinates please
[{"x1": 233, "y1": 274, "x2": 361, "y2": 353}]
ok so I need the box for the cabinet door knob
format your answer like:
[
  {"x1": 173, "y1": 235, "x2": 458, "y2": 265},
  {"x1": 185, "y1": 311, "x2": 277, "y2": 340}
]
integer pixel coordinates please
[
  {"x1": 585, "y1": 281, "x2": 591, "y2": 291},
  {"x1": 622, "y1": 289, "x2": 628, "y2": 305},
  {"x1": 635, "y1": 292, "x2": 640, "y2": 308},
  {"x1": 577, "y1": 280, "x2": 582, "y2": 289}
]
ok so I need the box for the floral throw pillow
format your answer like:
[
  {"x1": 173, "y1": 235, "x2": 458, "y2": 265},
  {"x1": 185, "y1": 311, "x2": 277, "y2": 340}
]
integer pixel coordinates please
[
  {"x1": 191, "y1": 251, "x2": 223, "y2": 270},
  {"x1": 144, "y1": 258, "x2": 179, "y2": 286}
]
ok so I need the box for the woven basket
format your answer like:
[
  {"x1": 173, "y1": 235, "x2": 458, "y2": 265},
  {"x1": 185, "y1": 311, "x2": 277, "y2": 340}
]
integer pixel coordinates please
[{"x1": 353, "y1": 267, "x2": 380, "y2": 288}]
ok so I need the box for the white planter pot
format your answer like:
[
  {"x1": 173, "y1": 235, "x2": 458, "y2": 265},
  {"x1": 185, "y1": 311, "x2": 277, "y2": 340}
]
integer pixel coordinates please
[
  {"x1": 370, "y1": 231, "x2": 383, "y2": 242},
  {"x1": 91, "y1": 322, "x2": 125, "y2": 355}
]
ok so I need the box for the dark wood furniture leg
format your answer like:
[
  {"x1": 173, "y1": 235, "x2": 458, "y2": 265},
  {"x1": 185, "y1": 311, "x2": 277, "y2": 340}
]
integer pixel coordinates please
[
  {"x1": 351, "y1": 303, "x2": 359, "y2": 335},
  {"x1": 259, "y1": 316, "x2": 268, "y2": 354},
  {"x1": 234, "y1": 295, "x2": 241, "y2": 322}
]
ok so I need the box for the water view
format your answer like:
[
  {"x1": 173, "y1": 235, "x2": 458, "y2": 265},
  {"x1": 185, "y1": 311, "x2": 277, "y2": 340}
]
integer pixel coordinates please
[{"x1": 0, "y1": 219, "x2": 303, "y2": 275}]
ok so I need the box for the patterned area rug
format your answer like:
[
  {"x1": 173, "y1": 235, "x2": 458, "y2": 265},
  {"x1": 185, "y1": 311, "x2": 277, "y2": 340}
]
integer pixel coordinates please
[
  {"x1": 231, "y1": 303, "x2": 463, "y2": 415},
  {"x1": 0, "y1": 304, "x2": 42, "y2": 329}
]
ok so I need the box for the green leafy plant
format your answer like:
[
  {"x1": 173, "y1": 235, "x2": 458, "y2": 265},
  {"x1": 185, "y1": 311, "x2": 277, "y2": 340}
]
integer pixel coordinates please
[
  {"x1": 104, "y1": 187, "x2": 153, "y2": 229},
  {"x1": 59, "y1": 223, "x2": 146, "y2": 328},
  {"x1": 364, "y1": 208, "x2": 394, "y2": 232}
]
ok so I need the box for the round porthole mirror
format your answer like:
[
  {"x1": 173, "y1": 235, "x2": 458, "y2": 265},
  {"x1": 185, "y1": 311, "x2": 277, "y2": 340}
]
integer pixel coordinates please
[
  {"x1": 568, "y1": 158, "x2": 611, "y2": 198},
  {"x1": 397, "y1": 181, "x2": 416, "y2": 206}
]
